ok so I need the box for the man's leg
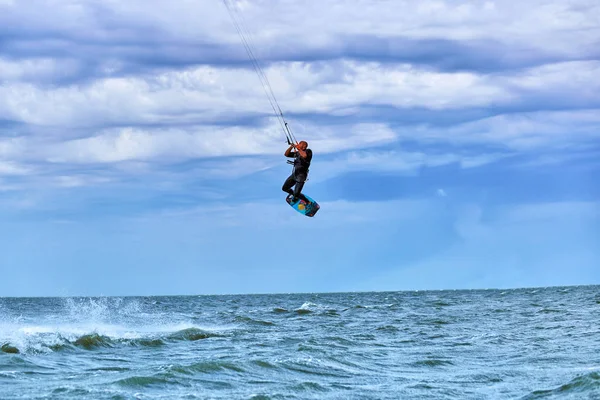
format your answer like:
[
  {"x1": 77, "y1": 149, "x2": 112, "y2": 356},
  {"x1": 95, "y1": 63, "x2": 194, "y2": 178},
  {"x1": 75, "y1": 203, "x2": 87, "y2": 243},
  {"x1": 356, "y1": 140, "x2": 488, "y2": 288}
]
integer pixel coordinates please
[
  {"x1": 282, "y1": 174, "x2": 296, "y2": 196},
  {"x1": 293, "y1": 173, "x2": 308, "y2": 202}
]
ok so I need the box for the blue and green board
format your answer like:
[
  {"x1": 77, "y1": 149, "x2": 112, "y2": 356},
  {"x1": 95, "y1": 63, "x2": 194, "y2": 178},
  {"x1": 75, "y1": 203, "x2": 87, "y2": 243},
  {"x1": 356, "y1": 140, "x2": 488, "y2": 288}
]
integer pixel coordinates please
[{"x1": 286, "y1": 194, "x2": 320, "y2": 217}]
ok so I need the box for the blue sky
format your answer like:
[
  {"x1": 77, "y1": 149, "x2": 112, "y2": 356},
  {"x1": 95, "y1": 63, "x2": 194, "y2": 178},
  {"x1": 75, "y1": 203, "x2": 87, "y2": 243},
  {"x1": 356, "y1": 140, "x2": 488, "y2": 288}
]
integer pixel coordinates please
[{"x1": 0, "y1": 0, "x2": 598, "y2": 297}]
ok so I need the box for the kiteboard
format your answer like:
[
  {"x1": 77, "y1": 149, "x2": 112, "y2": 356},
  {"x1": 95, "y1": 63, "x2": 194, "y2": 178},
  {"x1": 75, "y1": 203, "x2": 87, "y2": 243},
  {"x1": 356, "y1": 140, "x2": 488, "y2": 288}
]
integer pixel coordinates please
[{"x1": 286, "y1": 194, "x2": 320, "y2": 217}]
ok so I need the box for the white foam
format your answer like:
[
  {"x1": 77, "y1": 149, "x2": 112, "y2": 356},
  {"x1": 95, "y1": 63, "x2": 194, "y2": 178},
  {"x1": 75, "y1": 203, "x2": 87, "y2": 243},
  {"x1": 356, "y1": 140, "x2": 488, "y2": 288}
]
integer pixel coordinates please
[
  {"x1": 299, "y1": 302, "x2": 318, "y2": 310},
  {"x1": 0, "y1": 297, "x2": 239, "y2": 354}
]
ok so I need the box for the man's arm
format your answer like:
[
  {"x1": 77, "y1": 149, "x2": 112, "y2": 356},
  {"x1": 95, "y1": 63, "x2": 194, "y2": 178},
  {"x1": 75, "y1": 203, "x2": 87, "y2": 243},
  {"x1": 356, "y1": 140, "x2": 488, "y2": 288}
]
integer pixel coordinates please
[
  {"x1": 295, "y1": 147, "x2": 308, "y2": 159},
  {"x1": 284, "y1": 143, "x2": 296, "y2": 157}
]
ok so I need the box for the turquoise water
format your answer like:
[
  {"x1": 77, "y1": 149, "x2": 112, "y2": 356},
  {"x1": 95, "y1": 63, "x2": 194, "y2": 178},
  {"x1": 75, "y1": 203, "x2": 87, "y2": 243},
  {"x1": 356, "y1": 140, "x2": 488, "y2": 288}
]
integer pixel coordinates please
[{"x1": 1, "y1": 286, "x2": 599, "y2": 399}]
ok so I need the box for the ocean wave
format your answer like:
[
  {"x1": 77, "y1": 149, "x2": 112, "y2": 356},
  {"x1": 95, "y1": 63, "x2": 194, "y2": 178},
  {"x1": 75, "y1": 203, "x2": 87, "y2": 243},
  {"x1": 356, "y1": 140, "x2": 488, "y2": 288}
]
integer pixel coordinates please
[
  {"x1": 450, "y1": 341, "x2": 473, "y2": 347},
  {"x1": 114, "y1": 375, "x2": 180, "y2": 388},
  {"x1": 295, "y1": 302, "x2": 318, "y2": 315},
  {"x1": 169, "y1": 360, "x2": 246, "y2": 375},
  {"x1": 251, "y1": 360, "x2": 278, "y2": 369},
  {"x1": 234, "y1": 316, "x2": 275, "y2": 326},
  {"x1": 1, "y1": 343, "x2": 19, "y2": 354},
  {"x1": 2, "y1": 288, "x2": 599, "y2": 399},
  {"x1": 0, "y1": 323, "x2": 219, "y2": 355},
  {"x1": 293, "y1": 302, "x2": 341, "y2": 317},
  {"x1": 323, "y1": 336, "x2": 356, "y2": 347},
  {"x1": 72, "y1": 333, "x2": 164, "y2": 350},
  {"x1": 51, "y1": 387, "x2": 91, "y2": 397},
  {"x1": 290, "y1": 381, "x2": 329, "y2": 393},
  {"x1": 87, "y1": 366, "x2": 131, "y2": 372},
  {"x1": 537, "y1": 308, "x2": 563, "y2": 314},
  {"x1": 0, "y1": 370, "x2": 20, "y2": 379},
  {"x1": 279, "y1": 357, "x2": 355, "y2": 379},
  {"x1": 470, "y1": 373, "x2": 503, "y2": 383},
  {"x1": 413, "y1": 359, "x2": 454, "y2": 367},
  {"x1": 322, "y1": 309, "x2": 340, "y2": 317},
  {"x1": 376, "y1": 325, "x2": 399, "y2": 332},
  {"x1": 248, "y1": 394, "x2": 290, "y2": 400},
  {"x1": 417, "y1": 318, "x2": 452, "y2": 326},
  {"x1": 0, "y1": 331, "x2": 74, "y2": 355},
  {"x1": 17, "y1": 332, "x2": 167, "y2": 353},
  {"x1": 74, "y1": 333, "x2": 114, "y2": 350},
  {"x1": 166, "y1": 327, "x2": 221, "y2": 342},
  {"x1": 523, "y1": 371, "x2": 600, "y2": 399},
  {"x1": 133, "y1": 338, "x2": 166, "y2": 347}
]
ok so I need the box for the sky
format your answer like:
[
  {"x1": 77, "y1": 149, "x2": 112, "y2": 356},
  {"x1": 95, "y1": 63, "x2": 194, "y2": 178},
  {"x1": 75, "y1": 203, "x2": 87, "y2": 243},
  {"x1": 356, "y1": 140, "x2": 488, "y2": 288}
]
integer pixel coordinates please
[{"x1": 0, "y1": 0, "x2": 599, "y2": 297}]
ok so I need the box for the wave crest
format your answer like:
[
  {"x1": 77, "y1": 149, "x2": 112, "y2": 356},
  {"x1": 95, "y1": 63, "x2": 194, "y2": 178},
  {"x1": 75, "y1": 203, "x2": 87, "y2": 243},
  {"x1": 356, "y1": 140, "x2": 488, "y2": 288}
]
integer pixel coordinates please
[{"x1": 525, "y1": 371, "x2": 600, "y2": 398}]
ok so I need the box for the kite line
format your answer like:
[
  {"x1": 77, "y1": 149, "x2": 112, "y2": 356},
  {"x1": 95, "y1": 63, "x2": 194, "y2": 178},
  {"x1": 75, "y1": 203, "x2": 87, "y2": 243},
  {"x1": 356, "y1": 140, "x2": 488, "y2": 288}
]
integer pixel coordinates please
[{"x1": 221, "y1": 0, "x2": 297, "y2": 145}]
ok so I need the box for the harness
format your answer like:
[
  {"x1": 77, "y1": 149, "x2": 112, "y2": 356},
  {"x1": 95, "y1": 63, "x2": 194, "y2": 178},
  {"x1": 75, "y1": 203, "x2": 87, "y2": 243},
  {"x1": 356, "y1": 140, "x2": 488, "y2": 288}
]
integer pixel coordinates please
[{"x1": 287, "y1": 151, "x2": 310, "y2": 180}]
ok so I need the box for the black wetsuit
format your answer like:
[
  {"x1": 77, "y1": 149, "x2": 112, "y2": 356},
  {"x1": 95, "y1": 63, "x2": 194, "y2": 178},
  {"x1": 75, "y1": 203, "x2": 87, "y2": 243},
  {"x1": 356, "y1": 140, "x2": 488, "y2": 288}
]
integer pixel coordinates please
[{"x1": 282, "y1": 148, "x2": 312, "y2": 201}]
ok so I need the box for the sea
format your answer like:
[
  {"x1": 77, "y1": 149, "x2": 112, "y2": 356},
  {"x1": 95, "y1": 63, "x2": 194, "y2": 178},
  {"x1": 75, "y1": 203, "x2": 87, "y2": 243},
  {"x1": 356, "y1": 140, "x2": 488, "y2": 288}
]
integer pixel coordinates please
[{"x1": 1, "y1": 285, "x2": 599, "y2": 399}]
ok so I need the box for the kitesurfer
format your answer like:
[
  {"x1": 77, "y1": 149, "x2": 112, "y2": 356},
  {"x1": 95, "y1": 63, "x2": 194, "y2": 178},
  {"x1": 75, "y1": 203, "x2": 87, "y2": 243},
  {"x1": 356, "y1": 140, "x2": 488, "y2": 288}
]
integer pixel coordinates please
[{"x1": 282, "y1": 141, "x2": 312, "y2": 203}]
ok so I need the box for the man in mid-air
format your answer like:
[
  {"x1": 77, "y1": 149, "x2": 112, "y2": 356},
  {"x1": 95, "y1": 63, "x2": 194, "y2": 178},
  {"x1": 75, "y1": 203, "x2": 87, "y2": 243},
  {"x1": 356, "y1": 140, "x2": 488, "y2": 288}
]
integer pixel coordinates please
[{"x1": 282, "y1": 140, "x2": 312, "y2": 203}]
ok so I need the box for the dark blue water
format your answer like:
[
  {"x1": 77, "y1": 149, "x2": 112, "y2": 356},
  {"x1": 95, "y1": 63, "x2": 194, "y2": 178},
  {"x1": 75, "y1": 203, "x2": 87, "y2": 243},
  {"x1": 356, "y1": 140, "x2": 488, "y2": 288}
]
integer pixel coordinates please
[{"x1": 1, "y1": 286, "x2": 599, "y2": 399}]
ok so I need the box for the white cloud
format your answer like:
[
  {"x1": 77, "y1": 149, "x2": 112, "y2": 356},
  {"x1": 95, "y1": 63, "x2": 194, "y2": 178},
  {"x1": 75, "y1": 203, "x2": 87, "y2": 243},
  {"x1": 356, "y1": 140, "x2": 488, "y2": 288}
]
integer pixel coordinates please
[
  {"x1": 1, "y1": 58, "x2": 596, "y2": 151},
  {"x1": 401, "y1": 109, "x2": 600, "y2": 150},
  {"x1": 0, "y1": 161, "x2": 31, "y2": 175},
  {"x1": 291, "y1": 62, "x2": 512, "y2": 112},
  {"x1": 0, "y1": 121, "x2": 396, "y2": 166},
  {"x1": 0, "y1": 61, "x2": 513, "y2": 128},
  {"x1": 4, "y1": 0, "x2": 596, "y2": 49},
  {"x1": 502, "y1": 61, "x2": 600, "y2": 104},
  {"x1": 310, "y1": 149, "x2": 509, "y2": 182},
  {"x1": 222, "y1": 0, "x2": 599, "y2": 56},
  {"x1": 0, "y1": 57, "x2": 81, "y2": 83},
  {"x1": 0, "y1": 0, "x2": 598, "y2": 201}
]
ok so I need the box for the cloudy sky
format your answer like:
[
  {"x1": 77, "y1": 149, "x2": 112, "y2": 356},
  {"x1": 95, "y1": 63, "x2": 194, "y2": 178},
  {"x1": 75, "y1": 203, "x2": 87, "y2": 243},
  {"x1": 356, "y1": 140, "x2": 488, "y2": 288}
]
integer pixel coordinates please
[{"x1": 1, "y1": 0, "x2": 598, "y2": 297}]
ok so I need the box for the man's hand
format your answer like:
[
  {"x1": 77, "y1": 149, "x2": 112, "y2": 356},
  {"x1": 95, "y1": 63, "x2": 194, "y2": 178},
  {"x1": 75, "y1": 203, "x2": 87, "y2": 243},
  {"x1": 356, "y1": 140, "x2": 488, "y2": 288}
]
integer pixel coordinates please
[
  {"x1": 284, "y1": 143, "x2": 296, "y2": 157},
  {"x1": 295, "y1": 146, "x2": 307, "y2": 159}
]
